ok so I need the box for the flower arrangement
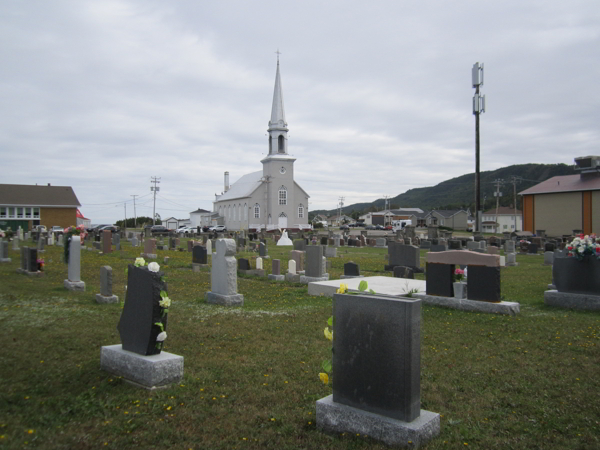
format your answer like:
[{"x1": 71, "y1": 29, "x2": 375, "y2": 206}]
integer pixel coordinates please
[
  {"x1": 454, "y1": 268, "x2": 465, "y2": 282},
  {"x1": 567, "y1": 234, "x2": 600, "y2": 261},
  {"x1": 63, "y1": 225, "x2": 88, "y2": 264},
  {"x1": 37, "y1": 258, "x2": 45, "y2": 271},
  {"x1": 0, "y1": 229, "x2": 5, "y2": 238},
  {"x1": 319, "y1": 315, "x2": 334, "y2": 385}
]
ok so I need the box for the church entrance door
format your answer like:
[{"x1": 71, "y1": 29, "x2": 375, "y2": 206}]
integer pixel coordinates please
[{"x1": 278, "y1": 213, "x2": 288, "y2": 229}]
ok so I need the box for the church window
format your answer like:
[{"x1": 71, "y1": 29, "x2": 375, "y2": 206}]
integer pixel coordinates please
[
  {"x1": 244, "y1": 203, "x2": 247, "y2": 220},
  {"x1": 278, "y1": 186, "x2": 287, "y2": 205},
  {"x1": 269, "y1": 136, "x2": 272, "y2": 153},
  {"x1": 298, "y1": 203, "x2": 304, "y2": 218},
  {"x1": 278, "y1": 135, "x2": 284, "y2": 153},
  {"x1": 254, "y1": 203, "x2": 260, "y2": 219}
]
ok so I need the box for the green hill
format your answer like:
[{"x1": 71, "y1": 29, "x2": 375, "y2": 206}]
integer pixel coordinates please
[{"x1": 311, "y1": 163, "x2": 575, "y2": 218}]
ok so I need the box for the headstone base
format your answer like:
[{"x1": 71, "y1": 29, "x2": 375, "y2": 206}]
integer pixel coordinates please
[
  {"x1": 64, "y1": 280, "x2": 86, "y2": 291},
  {"x1": 238, "y1": 269, "x2": 266, "y2": 277},
  {"x1": 385, "y1": 265, "x2": 424, "y2": 273},
  {"x1": 414, "y1": 293, "x2": 520, "y2": 316},
  {"x1": 340, "y1": 274, "x2": 364, "y2": 279},
  {"x1": 285, "y1": 273, "x2": 301, "y2": 282},
  {"x1": 300, "y1": 274, "x2": 329, "y2": 284},
  {"x1": 142, "y1": 253, "x2": 157, "y2": 259},
  {"x1": 544, "y1": 290, "x2": 600, "y2": 311},
  {"x1": 316, "y1": 395, "x2": 440, "y2": 448},
  {"x1": 0, "y1": 258, "x2": 11, "y2": 263},
  {"x1": 16, "y1": 268, "x2": 44, "y2": 277},
  {"x1": 268, "y1": 274, "x2": 285, "y2": 281},
  {"x1": 192, "y1": 263, "x2": 209, "y2": 272},
  {"x1": 96, "y1": 294, "x2": 119, "y2": 304},
  {"x1": 205, "y1": 291, "x2": 244, "y2": 306},
  {"x1": 100, "y1": 344, "x2": 183, "y2": 390}
]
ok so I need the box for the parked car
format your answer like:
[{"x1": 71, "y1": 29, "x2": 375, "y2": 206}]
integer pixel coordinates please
[
  {"x1": 88, "y1": 224, "x2": 110, "y2": 233},
  {"x1": 365, "y1": 225, "x2": 377, "y2": 230},
  {"x1": 340, "y1": 225, "x2": 350, "y2": 230},
  {"x1": 384, "y1": 225, "x2": 393, "y2": 230},
  {"x1": 210, "y1": 225, "x2": 227, "y2": 232},
  {"x1": 33, "y1": 225, "x2": 47, "y2": 232},
  {"x1": 50, "y1": 226, "x2": 64, "y2": 234},
  {"x1": 202, "y1": 226, "x2": 211, "y2": 232},
  {"x1": 98, "y1": 225, "x2": 120, "y2": 233},
  {"x1": 150, "y1": 225, "x2": 171, "y2": 236},
  {"x1": 177, "y1": 226, "x2": 194, "y2": 234}
]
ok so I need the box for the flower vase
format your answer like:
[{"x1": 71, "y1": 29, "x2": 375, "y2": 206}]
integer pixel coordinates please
[{"x1": 453, "y1": 282, "x2": 466, "y2": 299}]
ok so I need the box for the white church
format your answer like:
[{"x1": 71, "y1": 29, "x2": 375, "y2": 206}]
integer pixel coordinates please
[{"x1": 213, "y1": 60, "x2": 310, "y2": 231}]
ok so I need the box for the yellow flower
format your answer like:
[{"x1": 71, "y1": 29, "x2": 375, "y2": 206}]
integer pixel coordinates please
[
  {"x1": 324, "y1": 327, "x2": 333, "y2": 341},
  {"x1": 319, "y1": 373, "x2": 329, "y2": 385},
  {"x1": 336, "y1": 283, "x2": 348, "y2": 294}
]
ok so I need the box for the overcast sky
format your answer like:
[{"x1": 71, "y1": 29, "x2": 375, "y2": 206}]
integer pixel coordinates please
[{"x1": 1, "y1": 0, "x2": 599, "y2": 224}]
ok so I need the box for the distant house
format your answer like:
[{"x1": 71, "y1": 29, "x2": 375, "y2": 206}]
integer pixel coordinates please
[
  {"x1": 0, "y1": 183, "x2": 81, "y2": 232},
  {"x1": 189, "y1": 208, "x2": 212, "y2": 228},
  {"x1": 76, "y1": 209, "x2": 91, "y2": 229},
  {"x1": 481, "y1": 207, "x2": 522, "y2": 233},
  {"x1": 429, "y1": 210, "x2": 469, "y2": 230},
  {"x1": 519, "y1": 155, "x2": 600, "y2": 236},
  {"x1": 327, "y1": 215, "x2": 352, "y2": 226},
  {"x1": 368, "y1": 209, "x2": 424, "y2": 226}
]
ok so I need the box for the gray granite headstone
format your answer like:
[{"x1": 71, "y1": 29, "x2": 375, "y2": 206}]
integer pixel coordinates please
[
  {"x1": 272, "y1": 259, "x2": 281, "y2": 275},
  {"x1": 332, "y1": 293, "x2": 421, "y2": 422},
  {"x1": 100, "y1": 266, "x2": 114, "y2": 296},
  {"x1": 238, "y1": 258, "x2": 250, "y2": 271},
  {"x1": 393, "y1": 266, "x2": 414, "y2": 279},
  {"x1": 305, "y1": 245, "x2": 324, "y2": 277},
  {"x1": 192, "y1": 245, "x2": 207, "y2": 264},
  {"x1": 344, "y1": 261, "x2": 360, "y2": 277}
]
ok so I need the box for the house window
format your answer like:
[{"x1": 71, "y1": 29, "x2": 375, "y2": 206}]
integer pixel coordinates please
[
  {"x1": 298, "y1": 203, "x2": 304, "y2": 218},
  {"x1": 254, "y1": 204, "x2": 260, "y2": 219},
  {"x1": 17, "y1": 207, "x2": 23, "y2": 218},
  {"x1": 503, "y1": 224, "x2": 507, "y2": 229},
  {"x1": 278, "y1": 135, "x2": 284, "y2": 153},
  {"x1": 0, "y1": 207, "x2": 5, "y2": 218},
  {"x1": 278, "y1": 186, "x2": 287, "y2": 205},
  {"x1": 25, "y1": 208, "x2": 32, "y2": 218}
]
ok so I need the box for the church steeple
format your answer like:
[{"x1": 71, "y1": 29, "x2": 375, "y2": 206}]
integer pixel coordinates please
[{"x1": 267, "y1": 54, "x2": 289, "y2": 156}]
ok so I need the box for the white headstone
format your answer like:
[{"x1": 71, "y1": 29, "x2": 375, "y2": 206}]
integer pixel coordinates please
[
  {"x1": 256, "y1": 257, "x2": 263, "y2": 270},
  {"x1": 288, "y1": 259, "x2": 296, "y2": 274},
  {"x1": 68, "y1": 236, "x2": 82, "y2": 282},
  {"x1": 206, "y1": 239, "x2": 212, "y2": 255}
]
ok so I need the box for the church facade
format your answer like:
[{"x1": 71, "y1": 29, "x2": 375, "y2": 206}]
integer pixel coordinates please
[{"x1": 212, "y1": 61, "x2": 310, "y2": 231}]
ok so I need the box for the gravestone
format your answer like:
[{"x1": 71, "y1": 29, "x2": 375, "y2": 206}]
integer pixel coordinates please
[
  {"x1": 430, "y1": 244, "x2": 447, "y2": 253},
  {"x1": 294, "y1": 239, "x2": 306, "y2": 251},
  {"x1": 143, "y1": 239, "x2": 157, "y2": 259},
  {"x1": 256, "y1": 257, "x2": 263, "y2": 270},
  {"x1": 504, "y1": 240, "x2": 515, "y2": 253},
  {"x1": 131, "y1": 236, "x2": 139, "y2": 247},
  {"x1": 545, "y1": 242, "x2": 556, "y2": 252},
  {"x1": 506, "y1": 253, "x2": 518, "y2": 266},
  {"x1": 317, "y1": 294, "x2": 439, "y2": 447},
  {"x1": 0, "y1": 241, "x2": 10, "y2": 263},
  {"x1": 102, "y1": 230, "x2": 112, "y2": 254},
  {"x1": 238, "y1": 258, "x2": 251, "y2": 271},
  {"x1": 101, "y1": 263, "x2": 183, "y2": 389},
  {"x1": 64, "y1": 236, "x2": 86, "y2": 291},
  {"x1": 12, "y1": 236, "x2": 19, "y2": 251},
  {"x1": 301, "y1": 245, "x2": 329, "y2": 283},
  {"x1": 487, "y1": 246, "x2": 499, "y2": 255},
  {"x1": 37, "y1": 236, "x2": 45, "y2": 253},
  {"x1": 290, "y1": 250, "x2": 305, "y2": 272},
  {"x1": 385, "y1": 242, "x2": 422, "y2": 273},
  {"x1": 528, "y1": 243, "x2": 539, "y2": 254},
  {"x1": 340, "y1": 261, "x2": 362, "y2": 279},
  {"x1": 205, "y1": 239, "x2": 244, "y2": 306},
  {"x1": 544, "y1": 251, "x2": 554, "y2": 266},
  {"x1": 57, "y1": 234, "x2": 64, "y2": 246},
  {"x1": 466, "y1": 241, "x2": 479, "y2": 251},
  {"x1": 375, "y1": 238, "x2": 386, "y2": 248},
  {"x1": 206, "y1": 239, "x2": 212, "y2": 255},
  {"x1": 192, "y1": 245, "x2": 208, "y2": 271},
  {"x1": 268, "y1": 259, "x2": 285, "y2": 281},
  {"x1": 259, "y1": 242, "x2": 269, "y2": 259},
  {"x1": 325, "y1": 247, "x2": 337, "y2": 258},
  {"x1": 187, "y1": 240, "x2": 195, "y2": 252},
  {"x1": 285, "y1": 259, "x2": 300, "y2": 282},
  {"x1": 393, "y1": 266, "x2": 414, "y2": 279},
  {"x1": 96, "y1": 266, "x2": 118, "y2": 303},
  {"x1": 113, "y1": 233, "x2": 121, "y2": 251},
  {"x1": 320, "y1": 237, "x2": 328, "y2": 245}
]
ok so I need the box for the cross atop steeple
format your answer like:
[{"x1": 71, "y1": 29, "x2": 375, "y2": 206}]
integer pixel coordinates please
[{"x1": 275, "y1": 49, "x2": 281, "y2": 63}]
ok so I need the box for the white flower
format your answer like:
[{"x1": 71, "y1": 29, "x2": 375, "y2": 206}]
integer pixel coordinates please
[
  {"x1": 156, "y1": 331, "x2": 167, "y2": 342},
  {"x1": 148, "y1": 262, "x2": 160, "y2": 272},
  {"x1": 159, "y1": 297, "x2": 171, "y2": 308},
  {"x1": 134, "y1": 257, "x2": 146, "y2": 267},
  {"x1": 578, "y1": 246, "x2": 585, "y2": 253}
]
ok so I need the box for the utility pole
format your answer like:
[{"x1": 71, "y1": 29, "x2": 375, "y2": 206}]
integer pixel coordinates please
[
  {"x1": 130, "y1": 195, "x2": 138, "y2": 229},
  {"x1": 472, "y1": 62, "x2": 486, "y2": 232},
  {"x1": 124, "y1": 202, "x2": 127, "y2": 235},
  {"x1": 509, "y1": 176, "x2": 522, "y2": 232},
  {"x1": 338, "y1": 197, "x2": 345, "y2": 226},
  {"x1": 383, "y1": 195, "x2": 391, "y2": 225},
  {"x1": 150, "y1": 177, "x2": 161, "y2": 225},
  {"x1": 493, "y1": 179, "x2": 503, "y2": 234}
]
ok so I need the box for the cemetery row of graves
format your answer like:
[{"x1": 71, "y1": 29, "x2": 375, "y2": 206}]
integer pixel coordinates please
[{"x1": 0, "y1": 227, "x2": 599, "y2": 449}]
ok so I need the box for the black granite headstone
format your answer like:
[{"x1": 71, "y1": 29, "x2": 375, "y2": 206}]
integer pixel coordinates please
[
  {"x1": 27, "y1": 248, "x2": 38, "y2": 272},
  {"x1": 343, "y1": 261, "x2": 360, "y2": 277},
  {"x1": 320, "y1": 237, "x2": 328, "y2": 245},
  {"x1": 192, "y1": 245, "x2": 207, "y2": 264},
  {"x1": 528, "y1": 243, "x2": 538, "y2": 254},
  {"x1": 544, "y1": 242, "x2": 556, "y2": 252},
  {"x1": 333, "y1": 293, "x2": 421, "y2": 422},
  {"x1": 238, "y1": 258, "x2": 250, "y2": 271},
  {"x1": 425, "y1": 263, "x2": 454, "y2": 297},
  {"x1": 393, "y1": 266, "x2": 414, "y2": 279},
  {"x1": 117, "y1": 265, "x2": 168, "y2": 356},
  {"x1": 467, "y1": 266, "x2": 501, "y2": 301},
  {"x1": 259, "y1": 242, "x2": 267, "y2": 257},
  {"x1": 553, "y1": 257, "x2": 600, "y2": 295}
]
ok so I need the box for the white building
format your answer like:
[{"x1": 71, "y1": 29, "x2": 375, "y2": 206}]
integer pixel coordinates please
[
  {"x1": 482, "y1": 206, "x2": 523, "y2": 233},
  {"x1": 213, "y1": 60, "x2": 310, "y2": 231},
  {"x1": 189, "y1": 208, "x2": 212, "y2": 228}
]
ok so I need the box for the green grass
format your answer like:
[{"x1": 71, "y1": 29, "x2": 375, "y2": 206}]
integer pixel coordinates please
[{"x1": 0, "y1": 238, "x2": 599, "y2": 449}]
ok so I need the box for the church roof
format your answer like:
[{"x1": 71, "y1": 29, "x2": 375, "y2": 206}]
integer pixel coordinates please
[
  {"x1": 216, "y1": 170, "x2": 263, "y2": 202},
  {"x1": 268, "y1": 60, "x2": 287, "y2": 130}
]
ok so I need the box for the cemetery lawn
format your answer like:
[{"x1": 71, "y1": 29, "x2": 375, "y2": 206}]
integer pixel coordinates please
[{"x1": 0, "y1": 240, "x2": 598, "y2": 450}]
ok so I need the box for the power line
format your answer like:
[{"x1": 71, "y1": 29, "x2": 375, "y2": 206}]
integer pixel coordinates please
[{"x1": 151, "y1": 176, "x2": 161, "y2": 225}]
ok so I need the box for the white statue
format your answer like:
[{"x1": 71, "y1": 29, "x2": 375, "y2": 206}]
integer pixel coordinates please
[{"x1": 276, "y1": 229, "x2": 293, "y2": 246}]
